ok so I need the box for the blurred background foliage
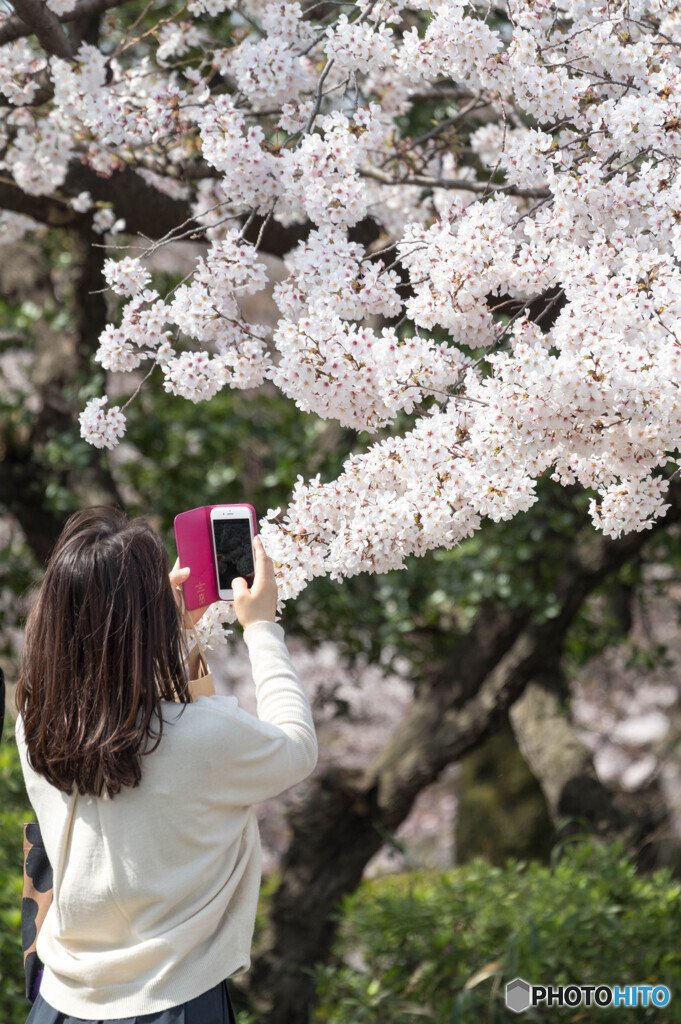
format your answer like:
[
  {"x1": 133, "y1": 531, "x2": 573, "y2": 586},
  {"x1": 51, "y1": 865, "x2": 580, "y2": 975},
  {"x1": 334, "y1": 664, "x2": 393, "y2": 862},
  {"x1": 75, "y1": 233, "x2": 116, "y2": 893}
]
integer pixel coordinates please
[{"x1": 0, "y1": 737, "x2": 33, "y2": 1024}]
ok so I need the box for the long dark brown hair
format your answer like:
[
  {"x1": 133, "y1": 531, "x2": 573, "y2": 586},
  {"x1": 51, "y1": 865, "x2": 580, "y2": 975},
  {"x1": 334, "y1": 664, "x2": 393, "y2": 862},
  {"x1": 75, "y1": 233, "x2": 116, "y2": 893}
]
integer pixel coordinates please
[{"x1": 16, "y1": 506, "x2": 191, "y2": 798}]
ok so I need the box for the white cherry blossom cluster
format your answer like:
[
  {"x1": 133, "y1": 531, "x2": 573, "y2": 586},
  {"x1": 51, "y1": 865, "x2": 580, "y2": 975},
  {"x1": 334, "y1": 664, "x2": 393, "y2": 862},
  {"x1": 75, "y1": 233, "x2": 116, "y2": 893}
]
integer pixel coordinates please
[
  {"x1": 163, "y1": 351, "x2": 229, "y2": 402},
  {"x1": 504, "y1": 29, "x2": 585, "y2": 122},
  {"x1": 4, "y1": 0, "x2": 681, "y2": 604},
  {"x1": 197, "y1": 97, "x2": 279, "y2": 213},
  {"x1": 324, "y1": 15, "x2": 395, "y2": 73},
  {"x1": 46, "y1": 0, "x2": 78, "y2": 12},
  {"x1": 261, "y1": 3, "x2": 318, "y2": 45},
  {"x1": 50, "y1": 43, "x2": 108, "y2": 125},
  {"x1": 192, "y1": 601, "x2": 235, "y2": 647},
  {"x1": 0, "y1": 211, "x2": 41, "y2": 246},
  {"x1": 92, "y1": 209, "x2": 126, "y2": 235},
  {"x1": 274, "y1": 226, "x2": 402, "y2": 321},
  {"x1": 157, "y1": 22, "x2": 205, "y2": 64},
  {"x1": 226, "y1": 36, "x2": 315, "y2": 106},
  {"x1": 94, "y1": 232, "x2": 272, "y2": 399},
  {"x1": 0, "y1": 41, "x2": 47, "y2": 105},
  {"x1": 276, "y1": 99, "x2": 314, "y2": 134},
  {"x1": 256, "y1": 404, "x2": 486, "y2": 601},
  {"x1": 96, "y1": 324, "x2": 145, "y2": 373},
  {"x1": 270, "y1": 314, "x2": 467, "y2": 429},
  {"x1": 69, "y1": 191, "x2": 93, "y2": 213},
  {"x1": 165, "y1": 234, "x2": 272, "y2": 387},
  {"x1": 197, "y1": 233, "x2": 270, "y2": 296},
  {"x1": 397, "y1": 2, "x2": 501, "y2": 87},
  {"x1": 4, "y1": 119, "x2": 72, "y2": 196},
  {"x1": 103, "y1": 257, "x2": 152, "y2": 297},
  {"x1": 398, "y1": 196, "x2": 526, "y2": 346},
  {"x1": 93, "y1": 291, "x2": 171, "y2": 374},
  {"x1": 79, "y1": 398, "x2": 127, "y2": 449},
  {"x1": 278, "y1": 106, "x2": 391, "y2": 229},
  {"x1": 187, "y1": 0, "x2": 230, "y2": 14},
  {"x1": 589, "y1": 477, "x2": 671, "y2": 539}
]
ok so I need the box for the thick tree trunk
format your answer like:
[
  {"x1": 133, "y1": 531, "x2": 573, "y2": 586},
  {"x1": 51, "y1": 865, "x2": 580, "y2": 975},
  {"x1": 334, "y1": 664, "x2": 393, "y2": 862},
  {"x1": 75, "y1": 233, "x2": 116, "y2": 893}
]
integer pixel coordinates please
[
  {"x1": 509, "y1": 668, "x2": 631, "y2": 838},
  {"x1": 455, "y1": 721, "x2": 554, "y2": 864},
  {"x1": 244, "y1": 488, "x2": 681, "y2": 1024},
  {"x1": 509, "y1": 668, "x2": 677, "y2": 872}
]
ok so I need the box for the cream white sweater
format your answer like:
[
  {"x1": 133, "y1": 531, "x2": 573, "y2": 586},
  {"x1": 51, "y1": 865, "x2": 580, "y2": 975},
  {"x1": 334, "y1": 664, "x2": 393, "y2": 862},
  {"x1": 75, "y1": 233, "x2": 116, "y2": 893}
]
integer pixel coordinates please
[{"x1": 16, "y1": 621, "x2": 318, "y2": 1019}]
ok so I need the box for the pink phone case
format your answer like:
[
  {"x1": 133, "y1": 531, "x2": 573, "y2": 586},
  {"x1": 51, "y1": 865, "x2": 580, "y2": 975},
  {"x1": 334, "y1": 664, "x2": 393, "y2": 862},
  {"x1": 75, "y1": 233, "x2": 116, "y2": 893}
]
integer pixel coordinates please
[{"x1": 174, "y1": 505, "x2": 258, "y2": 611}]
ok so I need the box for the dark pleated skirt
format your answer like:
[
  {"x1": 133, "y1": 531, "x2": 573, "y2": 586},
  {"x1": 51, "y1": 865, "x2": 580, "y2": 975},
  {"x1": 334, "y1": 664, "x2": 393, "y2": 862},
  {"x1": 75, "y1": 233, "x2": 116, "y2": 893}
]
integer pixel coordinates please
[{"x1": 25, "y1": 979, "x2": 237, "y2": 1024}]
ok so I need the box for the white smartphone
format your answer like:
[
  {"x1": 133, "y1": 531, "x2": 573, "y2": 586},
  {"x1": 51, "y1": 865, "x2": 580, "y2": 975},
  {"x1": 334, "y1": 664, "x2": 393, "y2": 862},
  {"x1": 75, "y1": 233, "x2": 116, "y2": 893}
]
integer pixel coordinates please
[{"x1": 209, "y1": 504, "x2": 257, "y2": 601}]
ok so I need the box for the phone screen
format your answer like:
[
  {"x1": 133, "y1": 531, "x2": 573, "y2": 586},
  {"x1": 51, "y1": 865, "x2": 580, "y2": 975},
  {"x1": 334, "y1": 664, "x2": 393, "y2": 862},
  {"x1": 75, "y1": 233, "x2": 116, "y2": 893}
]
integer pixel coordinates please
[{"x1": 212, "y1": 518, "x2": 255, "y2": 590}]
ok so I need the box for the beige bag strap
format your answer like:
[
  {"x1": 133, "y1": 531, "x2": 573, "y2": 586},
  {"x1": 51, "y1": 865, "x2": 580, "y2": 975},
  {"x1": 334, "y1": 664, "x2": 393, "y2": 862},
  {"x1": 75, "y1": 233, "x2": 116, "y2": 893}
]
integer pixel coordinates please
[{"x1": 178, "y1": 590, "x2": 216, "y2": 700}]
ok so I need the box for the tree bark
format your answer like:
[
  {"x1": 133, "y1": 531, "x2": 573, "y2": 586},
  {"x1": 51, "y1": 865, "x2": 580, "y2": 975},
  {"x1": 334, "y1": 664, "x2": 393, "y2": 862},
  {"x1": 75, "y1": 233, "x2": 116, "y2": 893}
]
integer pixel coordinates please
[
  {"x1": 509, "y1": 668, "x2": 632, "y2": 837},
  {"x1": 0, "y1": 0, "x2": 128, "y2": 45},
  {"x1": 0, "y1": 164, "x2": 382, "y2": 261},
  {"x1": 509, "y1": 666, "x2": 676, "y2": 871},
  {"x1": 9, "y1": 0, "x2": 74, "y2": 56}
]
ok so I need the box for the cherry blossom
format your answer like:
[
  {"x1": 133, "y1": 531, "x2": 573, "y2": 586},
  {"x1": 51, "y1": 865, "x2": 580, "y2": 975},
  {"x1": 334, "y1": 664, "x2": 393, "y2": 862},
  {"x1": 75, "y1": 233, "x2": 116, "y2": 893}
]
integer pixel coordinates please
[
  {"x1": 103, "y1": 257, "x2": 152, "y2": 298},
  {"x1": 0, "y1": 211, "x2": 41, "y2": 245},
  {"x1": 0, "y1": 41, "x2": 47, "y2": 105},
  {"x1": 78, "y1": 397, "x2": 127, "y2": 449},
  {"x1": 69, "y1": 191, "x2": 93, "y2": 213},
  {"x1": 45, "y1": 0, "x2": 78, "y2": 12},
  {"x1": 324, "y1": 15, "x2": 395, "y2": 73}
]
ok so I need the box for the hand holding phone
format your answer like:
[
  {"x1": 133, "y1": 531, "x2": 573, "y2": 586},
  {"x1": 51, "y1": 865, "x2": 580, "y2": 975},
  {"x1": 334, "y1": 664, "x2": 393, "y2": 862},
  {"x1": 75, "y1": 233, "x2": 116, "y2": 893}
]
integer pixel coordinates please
[
  {"x1": 169, "y1": 561, "x2": 211, "y2": 626},
  {"x1": 174, "y1": 504, "x2": 258, "y2": 611},
  {"x1": 232, "y1": 537, "x2": 278, "y2": 629}
]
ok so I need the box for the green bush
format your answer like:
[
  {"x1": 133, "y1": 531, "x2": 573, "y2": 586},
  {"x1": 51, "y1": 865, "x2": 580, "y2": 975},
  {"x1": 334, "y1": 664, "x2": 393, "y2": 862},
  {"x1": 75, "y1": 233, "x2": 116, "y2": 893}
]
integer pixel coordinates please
[
  {"x1": 0, "y1": 733, "x2": 32, "y2": 1024},
  {"x1": 314, "y1": 842, "x2": 681, "y2": 1023}
]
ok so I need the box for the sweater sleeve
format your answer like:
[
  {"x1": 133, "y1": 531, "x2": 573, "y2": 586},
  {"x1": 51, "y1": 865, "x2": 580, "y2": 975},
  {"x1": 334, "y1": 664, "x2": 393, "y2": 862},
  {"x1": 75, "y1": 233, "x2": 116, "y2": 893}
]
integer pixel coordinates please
[{"x1": 194, "y1": 621, "x2": 318, "y2": 803}]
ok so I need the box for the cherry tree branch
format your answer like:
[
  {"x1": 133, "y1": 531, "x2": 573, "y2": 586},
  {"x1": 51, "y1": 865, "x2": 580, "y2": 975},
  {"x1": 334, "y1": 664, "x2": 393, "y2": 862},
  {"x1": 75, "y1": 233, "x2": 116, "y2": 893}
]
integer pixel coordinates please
[
  {"x1": 0, "y1": 176, "x2": 81, "y2": 226},
  {"x1": 0, "y1": 161, "x2": 382, "y2": 258},
  {"x1": 360, "y1": 164, "x2": 551, "y2": 199},
  {"x1": 0, "y1": 0, "x2": 129, "y2": 45},
  {"x1": 365, "y1": 483, "x2": 681, "y2": 824},
  {"x1": 7, "y1": 0, "x2": 74, "y2": 56},
  {"x1": 403, "y1": 98, "x2": 486, "y2": 150}
]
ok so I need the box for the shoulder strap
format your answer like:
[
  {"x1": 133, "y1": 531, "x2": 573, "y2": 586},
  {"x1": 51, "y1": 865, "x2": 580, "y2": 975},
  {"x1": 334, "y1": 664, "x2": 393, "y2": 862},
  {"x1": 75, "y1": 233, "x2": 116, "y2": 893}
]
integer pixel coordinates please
[{"x1": 178, "y1": 591, "x2": 216, "y2": 700}]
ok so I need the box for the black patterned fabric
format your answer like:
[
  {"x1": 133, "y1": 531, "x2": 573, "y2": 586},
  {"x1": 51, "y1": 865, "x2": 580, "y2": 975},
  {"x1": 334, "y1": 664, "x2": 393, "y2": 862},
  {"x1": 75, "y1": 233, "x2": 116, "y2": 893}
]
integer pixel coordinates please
[
  {"x1": 24, "y1": 979, "x2": 237, "y2": 1024},
  {"x1": 22, "y1": 822, "x2": 52, "y2": 1002}
]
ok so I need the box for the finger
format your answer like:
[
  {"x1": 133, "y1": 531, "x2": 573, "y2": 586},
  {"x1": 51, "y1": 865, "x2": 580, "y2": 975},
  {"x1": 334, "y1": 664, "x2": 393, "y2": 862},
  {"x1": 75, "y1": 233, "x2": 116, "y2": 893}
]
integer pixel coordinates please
[
  {"x1": 255, "y1": 536, "x2": 275, "y2": 571},
  {"x1": 250, "y1": 537, "x2": 267, "y2": 581},
  {"x1": 232, "y1": 577, "x2": 248, "y2": 599},
  {"x1": 169, "y1": 565, "x2": 191, "y2": 588}
]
